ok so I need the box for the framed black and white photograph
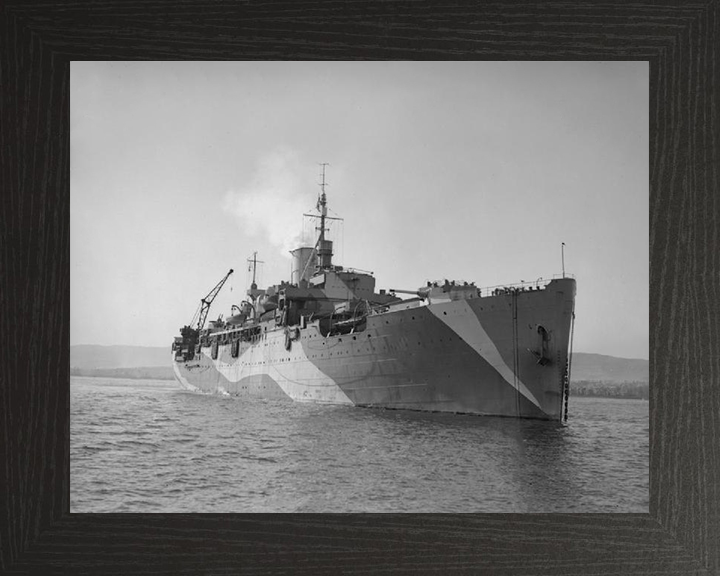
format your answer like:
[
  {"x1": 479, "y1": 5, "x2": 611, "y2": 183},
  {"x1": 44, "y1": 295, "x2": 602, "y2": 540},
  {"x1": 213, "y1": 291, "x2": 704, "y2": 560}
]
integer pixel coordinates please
[{"x1": 2, "y1": 2, "x2": 718, "y2": 575}]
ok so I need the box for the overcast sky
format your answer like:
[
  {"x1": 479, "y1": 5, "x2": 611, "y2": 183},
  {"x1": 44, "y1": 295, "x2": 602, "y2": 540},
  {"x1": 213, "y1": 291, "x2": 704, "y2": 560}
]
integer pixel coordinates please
[{"x1": 71, "y1": 61, "x2": 648, "y2": 359}]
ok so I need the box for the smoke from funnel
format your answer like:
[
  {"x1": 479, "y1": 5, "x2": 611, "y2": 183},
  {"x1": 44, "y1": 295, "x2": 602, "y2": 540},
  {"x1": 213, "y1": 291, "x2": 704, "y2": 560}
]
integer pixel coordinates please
[{"x1": 223, "y1": 149, "x2": 313, "y2": 257}]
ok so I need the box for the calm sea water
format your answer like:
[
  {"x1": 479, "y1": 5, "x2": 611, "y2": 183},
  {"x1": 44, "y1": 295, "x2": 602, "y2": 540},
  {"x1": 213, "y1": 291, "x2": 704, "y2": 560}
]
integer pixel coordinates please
[{"x1": 71, "y1": 376, "x2": 648, "y2": 513}]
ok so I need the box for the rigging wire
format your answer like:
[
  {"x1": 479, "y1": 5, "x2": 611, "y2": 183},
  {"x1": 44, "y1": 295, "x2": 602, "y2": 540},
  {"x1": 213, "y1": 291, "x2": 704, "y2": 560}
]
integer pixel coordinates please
[{"x1": 189, "y1": 301, "x2": 202, "y2": 329}]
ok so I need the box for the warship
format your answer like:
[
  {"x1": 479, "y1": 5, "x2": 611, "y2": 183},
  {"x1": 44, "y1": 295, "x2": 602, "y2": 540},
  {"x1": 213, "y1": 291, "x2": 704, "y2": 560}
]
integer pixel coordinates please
[{"x1": 172, "y1": 169, "x2": 576, "y2": 421}]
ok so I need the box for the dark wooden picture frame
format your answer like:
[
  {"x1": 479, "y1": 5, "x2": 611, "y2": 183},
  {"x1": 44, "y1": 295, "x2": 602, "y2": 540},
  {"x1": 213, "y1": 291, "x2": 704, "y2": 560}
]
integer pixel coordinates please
[{"x1": 2, "y1": 2, "x2": 718, "y2": 574}]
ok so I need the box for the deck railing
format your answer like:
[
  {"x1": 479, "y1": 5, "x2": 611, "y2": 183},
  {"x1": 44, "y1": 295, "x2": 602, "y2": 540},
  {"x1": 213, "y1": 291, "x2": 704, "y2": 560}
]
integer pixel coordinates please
[{"x1": 477, "y1": 273, "x2": 575, "y2": 298}]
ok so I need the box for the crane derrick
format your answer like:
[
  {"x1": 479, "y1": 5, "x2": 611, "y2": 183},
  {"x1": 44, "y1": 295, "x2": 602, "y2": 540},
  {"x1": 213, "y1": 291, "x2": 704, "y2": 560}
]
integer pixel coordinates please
[
  {"x1": 174, "y1": 268, "x2": 234, "y2": 363},
  {"x1": 195, "y1": 268, "x2": 234, "y2": 332}
]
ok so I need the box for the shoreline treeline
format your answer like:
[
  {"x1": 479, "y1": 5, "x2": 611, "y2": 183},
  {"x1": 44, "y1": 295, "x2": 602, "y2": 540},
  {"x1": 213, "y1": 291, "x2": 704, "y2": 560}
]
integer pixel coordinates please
[{"x1": 570, "y1": 380, "x2": 648, "y2": 400}]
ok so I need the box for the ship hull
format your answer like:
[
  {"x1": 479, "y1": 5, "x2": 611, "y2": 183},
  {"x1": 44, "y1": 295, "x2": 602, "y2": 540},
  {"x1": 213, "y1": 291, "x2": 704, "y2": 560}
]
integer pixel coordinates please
[{"x1": 173, "y1": 278, "x2": 576, "y2": 420}]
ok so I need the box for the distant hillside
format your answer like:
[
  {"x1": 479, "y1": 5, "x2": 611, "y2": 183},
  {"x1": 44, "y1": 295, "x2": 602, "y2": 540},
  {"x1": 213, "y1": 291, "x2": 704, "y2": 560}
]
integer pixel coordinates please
[
  {"x1": 570, "y1": 353, "x2": 648, "y2": 383},
  {"x1": 71, "y1": 345, "x2": 170, "y2": 369},
  {"x1": 71, "y1": 346, "x2": 648, "y2": 382}
]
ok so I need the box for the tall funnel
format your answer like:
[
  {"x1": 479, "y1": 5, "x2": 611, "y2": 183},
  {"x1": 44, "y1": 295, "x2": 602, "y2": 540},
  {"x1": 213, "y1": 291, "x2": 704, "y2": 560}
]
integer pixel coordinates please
[{"x1": 290, "y1": 247, "x2": 317, "y2": 284}]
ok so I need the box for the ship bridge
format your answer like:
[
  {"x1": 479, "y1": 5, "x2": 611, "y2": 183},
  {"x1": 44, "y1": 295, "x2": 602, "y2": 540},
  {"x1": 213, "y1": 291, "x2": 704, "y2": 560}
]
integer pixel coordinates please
[{"x1": 308, "y1": 268, "x2": 375, "y2": 300}]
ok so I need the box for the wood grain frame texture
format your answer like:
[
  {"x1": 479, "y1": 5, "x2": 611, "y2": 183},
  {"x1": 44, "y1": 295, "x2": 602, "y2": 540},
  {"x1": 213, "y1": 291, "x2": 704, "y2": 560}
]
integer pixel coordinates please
[{"x1": 1, "y1": 1, "x2": 718, "y2": 574}]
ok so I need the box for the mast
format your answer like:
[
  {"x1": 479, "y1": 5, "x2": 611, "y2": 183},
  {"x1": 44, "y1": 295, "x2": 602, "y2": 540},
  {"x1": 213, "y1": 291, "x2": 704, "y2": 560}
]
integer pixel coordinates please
[
  {"x1": 316, "y1": 163, "x2": 334, "y2": 269},
  {"x1": 297, "y1": 164, "x2": 343, "y2": 281},
  {"x1": 249, "y1": 251, "x2": 261, "y2": 287},
  {"x1": 318, "y1": 162, "x2": 329, "y2": 244},
  {"x1": 246, "y1": 252, "x2": 264, "y2": 304}
]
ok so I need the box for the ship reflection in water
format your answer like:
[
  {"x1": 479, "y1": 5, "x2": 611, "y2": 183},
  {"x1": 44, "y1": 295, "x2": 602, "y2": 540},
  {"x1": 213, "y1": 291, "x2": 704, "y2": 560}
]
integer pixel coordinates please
[{"x1": 71, "y1": 377, "x2": 648, "y2": 513}]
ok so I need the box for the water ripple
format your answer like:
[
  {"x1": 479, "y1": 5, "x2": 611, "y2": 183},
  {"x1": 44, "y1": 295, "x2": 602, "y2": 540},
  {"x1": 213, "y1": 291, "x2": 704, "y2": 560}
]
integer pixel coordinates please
[{"x1": 71, "y1": 376, "x2": 648, "y2": 513}]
